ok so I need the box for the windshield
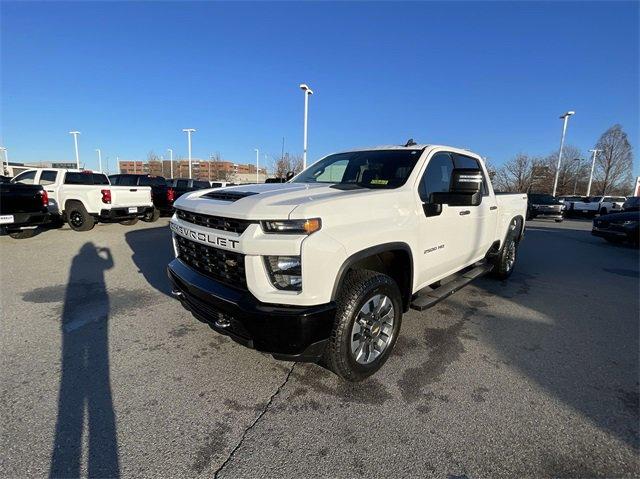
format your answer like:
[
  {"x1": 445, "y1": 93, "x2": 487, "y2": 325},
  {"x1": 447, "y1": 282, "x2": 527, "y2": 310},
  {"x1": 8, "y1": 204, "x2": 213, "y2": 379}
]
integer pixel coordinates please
[
  {"x1": 292, "y1": 150, "x2": 422, "y2": 189},
  {"x1": 529, "y1": 194, "x2": 558, "y2": 205}
]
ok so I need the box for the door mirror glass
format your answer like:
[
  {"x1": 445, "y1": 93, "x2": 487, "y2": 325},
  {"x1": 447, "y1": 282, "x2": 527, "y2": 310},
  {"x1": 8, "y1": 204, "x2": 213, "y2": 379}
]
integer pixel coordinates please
[{"x1": 431, "y1": 168, "x2": 483, "y2": 207}]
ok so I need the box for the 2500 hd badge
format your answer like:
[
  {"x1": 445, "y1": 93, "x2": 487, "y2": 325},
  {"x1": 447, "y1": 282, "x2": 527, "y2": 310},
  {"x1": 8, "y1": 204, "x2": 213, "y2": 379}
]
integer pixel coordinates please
[{"x1": 170, "y1": 221, "x2": 239, "y2": 249}]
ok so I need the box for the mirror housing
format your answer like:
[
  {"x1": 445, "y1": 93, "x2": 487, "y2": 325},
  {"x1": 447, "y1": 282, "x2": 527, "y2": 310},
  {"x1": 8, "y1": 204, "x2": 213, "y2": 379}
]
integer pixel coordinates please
[{"x1": 431, "y1": 168, "x2": 483, "y2": 207}]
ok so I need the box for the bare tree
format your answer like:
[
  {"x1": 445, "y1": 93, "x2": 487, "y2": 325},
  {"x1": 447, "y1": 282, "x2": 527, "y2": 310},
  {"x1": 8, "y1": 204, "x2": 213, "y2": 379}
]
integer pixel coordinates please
[
  {"x1": 592, "y1": 124, "x2": 634, "y2": 195},
  {"x1": 274, "y1": 153, "x2": 305, "y2": 179},
  {"x1": 493, "y1": 154, "x2": 544, "y2": 192}
]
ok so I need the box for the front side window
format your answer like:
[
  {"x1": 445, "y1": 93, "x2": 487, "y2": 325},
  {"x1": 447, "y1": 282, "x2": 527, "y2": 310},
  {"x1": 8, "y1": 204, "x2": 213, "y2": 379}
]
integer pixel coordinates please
[
  {"x1": 418, "y1": 153, "x2": 454, "y2": 202},
  {"x1": 292, "y1": 149, "x2": 422, "y2": 189},
  {"x1": 13, "y1": 171, "x2": 36, "y2": 184}
]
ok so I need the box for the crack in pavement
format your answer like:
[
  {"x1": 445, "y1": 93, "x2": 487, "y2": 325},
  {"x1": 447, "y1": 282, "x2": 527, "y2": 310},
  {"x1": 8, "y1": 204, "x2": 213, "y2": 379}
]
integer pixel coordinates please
[{"x1": 213, "y1": 362, "x2": 296, "y2": 478}]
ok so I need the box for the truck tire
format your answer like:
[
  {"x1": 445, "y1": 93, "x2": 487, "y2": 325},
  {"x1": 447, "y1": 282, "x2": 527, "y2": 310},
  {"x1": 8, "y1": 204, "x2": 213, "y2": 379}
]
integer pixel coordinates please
[
  {"x1": 142, "y1": 207, "x2": 160, "y2": 223},
  {"x1": 67, "y1": 203, "x2": 95, "y2": 232},
  {"x1": 490, "y1": 218, "x2": 520, "y2": 280},
  {"x1": 323, "y1": 270, "x2": 402, "y2": 382},
  {"x1": 9, "y1": 229, "x2": 37, "y2": 239},
  {"x1": 120, "y1": 217, "x2": 139, "y2": 226}
]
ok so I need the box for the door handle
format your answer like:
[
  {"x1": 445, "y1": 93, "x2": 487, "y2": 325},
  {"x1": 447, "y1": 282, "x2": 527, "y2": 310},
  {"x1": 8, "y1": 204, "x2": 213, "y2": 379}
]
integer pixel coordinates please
[
  {"x1": 46, "y1": 190, "x2": 54, "y2": 193},
  {"x1": 490, "y1": 206, "x2": 497, "y2": 210},
  {"x1": 459, "y1": 210, "x2": 471, "y2": 216},
  {"x1": 129, "y1": 189, "x2": 137, "y2": 192}
]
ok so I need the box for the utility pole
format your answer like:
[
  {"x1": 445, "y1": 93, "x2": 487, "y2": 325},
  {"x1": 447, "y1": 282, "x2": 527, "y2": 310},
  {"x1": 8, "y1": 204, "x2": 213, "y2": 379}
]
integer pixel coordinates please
[
  {"x1": 167, "y1": 148, "x2": 173, "y2": 178},
  {"x1": 69, "y1": 131, "x2": 81, "y2": 169},
  {"x1": 552, "y1": 111, "x2": 575, "y2": 197},
  {"x1": 299, "y1": 83, "x2": 313, "y2": 170},
  {"x1": 255, "y1": 148, "x2": 259, "y2": 184},
  {"x1": 0, "y1": 147, "x2": 8, "y2": 174},
  {"x1": 182, "y1": 128, "x2": 196, "y2": 179},
  {"x1": 587, "y1": 149, "x2": 601, "y2": 196},
  {"x1": 95, "y1": 149, "x2": 102, "y2": 172}
]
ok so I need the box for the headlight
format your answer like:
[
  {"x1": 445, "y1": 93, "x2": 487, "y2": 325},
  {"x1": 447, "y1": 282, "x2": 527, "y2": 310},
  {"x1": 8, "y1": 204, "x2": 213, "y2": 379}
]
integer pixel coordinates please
[
  {"x1": 261, "y1": 218, "x2": 321, "y2": 234},
  {"x1": 265, "y1": 256, "x2": 302, "y2": 291}
]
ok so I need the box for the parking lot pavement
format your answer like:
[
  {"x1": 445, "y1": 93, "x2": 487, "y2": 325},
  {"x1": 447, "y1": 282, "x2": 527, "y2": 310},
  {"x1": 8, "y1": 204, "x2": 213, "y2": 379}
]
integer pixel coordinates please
[{"x1": 1, "y1": 218, "x2": 638, "y2": 478}]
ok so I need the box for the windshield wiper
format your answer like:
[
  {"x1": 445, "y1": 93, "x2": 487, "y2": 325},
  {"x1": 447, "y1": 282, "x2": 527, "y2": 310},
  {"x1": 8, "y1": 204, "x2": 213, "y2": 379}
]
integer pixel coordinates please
[{"x1": 330, "y1": 183, "x2": 367, "y2": 190}]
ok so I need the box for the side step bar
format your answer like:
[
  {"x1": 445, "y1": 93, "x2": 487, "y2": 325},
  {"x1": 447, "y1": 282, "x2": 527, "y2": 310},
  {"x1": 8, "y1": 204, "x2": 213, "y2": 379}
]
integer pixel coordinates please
[{"x1": 409, "y1": 262, "x2": 494, "y2": 312}]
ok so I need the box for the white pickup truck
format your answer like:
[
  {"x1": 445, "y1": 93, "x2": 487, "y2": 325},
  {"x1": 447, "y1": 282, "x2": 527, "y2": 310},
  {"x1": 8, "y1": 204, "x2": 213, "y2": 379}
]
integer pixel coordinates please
[
  {"x1": 566, "y1": 195, "x2": 627, "y2": 217},
  {"x1": 11, "y1": 168, "x2": 154, "y2": 231},
  {"x1": 167, "y1": 144, "x2": 527, "y2": 380}
]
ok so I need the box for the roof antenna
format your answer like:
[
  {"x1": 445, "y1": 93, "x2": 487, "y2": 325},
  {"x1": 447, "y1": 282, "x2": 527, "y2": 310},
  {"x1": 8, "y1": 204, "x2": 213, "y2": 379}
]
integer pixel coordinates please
[{"x1": 404, "y1": 138, "x2": 417, "y2": 147}]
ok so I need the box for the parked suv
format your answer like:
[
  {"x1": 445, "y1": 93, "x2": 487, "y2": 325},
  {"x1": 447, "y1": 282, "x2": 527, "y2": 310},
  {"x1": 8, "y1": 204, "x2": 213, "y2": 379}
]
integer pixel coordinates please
[
  {"x1": 109, "y1": 174, "x2": 175, "y2": 221},
  {"x1": 168, "y1": 144, "x2": 528, "y2": 381},
  {"x1": 568, "y1": 195, "x2": 627, "y2": 217},
  {"x1": 11, "y1": 168, "x2": 154, "y2": 231}
]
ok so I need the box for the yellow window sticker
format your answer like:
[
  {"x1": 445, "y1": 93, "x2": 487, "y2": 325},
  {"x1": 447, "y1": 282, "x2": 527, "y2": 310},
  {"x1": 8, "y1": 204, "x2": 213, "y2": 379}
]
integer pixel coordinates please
[{"x1": 370, "y1": 179, "x2": 389, "y2": 185}]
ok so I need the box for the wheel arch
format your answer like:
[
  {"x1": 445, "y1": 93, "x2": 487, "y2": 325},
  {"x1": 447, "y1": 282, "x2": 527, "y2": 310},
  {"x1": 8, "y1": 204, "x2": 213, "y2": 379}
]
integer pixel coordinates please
[{"x1": 331, "y1": 242, "x2": 414, "y2": 312}]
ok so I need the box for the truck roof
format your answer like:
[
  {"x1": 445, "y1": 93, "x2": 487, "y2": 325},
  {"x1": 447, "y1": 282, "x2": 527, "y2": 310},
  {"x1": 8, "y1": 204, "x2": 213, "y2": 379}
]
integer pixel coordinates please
[{"x1": 342, "y1": 144, "x2": 482, "y2": 157}]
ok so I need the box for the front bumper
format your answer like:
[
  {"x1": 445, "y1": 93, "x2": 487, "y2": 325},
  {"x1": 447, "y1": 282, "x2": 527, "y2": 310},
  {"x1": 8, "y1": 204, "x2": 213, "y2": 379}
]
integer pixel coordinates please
[
  {"x1": 99, "y1": 206, "x2": 154, "y2": 221},
  {"x1": 167, "y1": 259, "x2": 336, "y2": 361}
]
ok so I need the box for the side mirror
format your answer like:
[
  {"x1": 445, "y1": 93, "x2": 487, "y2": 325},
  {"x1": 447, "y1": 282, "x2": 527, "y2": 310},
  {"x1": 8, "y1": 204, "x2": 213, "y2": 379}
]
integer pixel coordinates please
[
  {"x1": 431, "y1": 168, "x2": 483, "y2": 207},
  {"x1": 285, "y1": 171, "x2": 295, "y2": 181}
]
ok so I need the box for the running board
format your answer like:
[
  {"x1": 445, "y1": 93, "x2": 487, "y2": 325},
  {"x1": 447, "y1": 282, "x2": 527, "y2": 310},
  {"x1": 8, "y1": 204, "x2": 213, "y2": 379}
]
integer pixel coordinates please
[{"x1": 409, "y1": 262, "x2": 494, "y2": 312}]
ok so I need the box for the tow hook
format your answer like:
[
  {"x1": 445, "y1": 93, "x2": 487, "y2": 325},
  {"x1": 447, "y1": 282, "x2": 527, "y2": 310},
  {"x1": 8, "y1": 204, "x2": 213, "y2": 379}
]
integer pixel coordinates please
[{"x1": 171, "y1": 290, "x2": 184, "y2": 299}]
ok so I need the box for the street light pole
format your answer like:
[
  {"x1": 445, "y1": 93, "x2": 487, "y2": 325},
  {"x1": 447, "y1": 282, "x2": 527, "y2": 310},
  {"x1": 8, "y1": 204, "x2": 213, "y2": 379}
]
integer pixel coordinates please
[
  {"x1": 95, "y1": 148, "x2": 102, "y2": 172},
  {"x1": 0, "y1": 147, "x2": 7, "y2": 174},
  {"x1": 551, "y1": 112, "x2": 574, "y2": 197},
  {"x1": 572, "y1": 158, "x2": 582, "y2": 195},
  {"x1": 255, "y1": 148, "x2": 259, "y2": 184},
  {"x1": 182, "y1": 129, "x2": 196, "y2": 179},
  {"x1": 167, "y1": 148, "x2": 173, "y2": 178},
  {"x1": 69, "y1": 131, "x2": 81, "y2": 169},
  {"x1": 299, "y1": 83, "x2": 313, "y2": 170},
  {"x1": 587, "y1": 149, "x2": 601, "y2": 197}
]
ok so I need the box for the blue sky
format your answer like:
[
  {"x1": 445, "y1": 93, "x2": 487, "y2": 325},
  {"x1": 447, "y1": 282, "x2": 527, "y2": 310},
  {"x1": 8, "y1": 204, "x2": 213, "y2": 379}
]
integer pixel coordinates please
[{"x1": 1, "y1": 1, "x2": 638, "y2": 174}]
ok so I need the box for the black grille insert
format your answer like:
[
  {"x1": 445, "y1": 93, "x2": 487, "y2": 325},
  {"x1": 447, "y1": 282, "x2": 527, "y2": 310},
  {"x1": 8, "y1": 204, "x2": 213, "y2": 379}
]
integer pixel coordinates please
[
  {"x1": 176, "y1": 209, "x2": 253, "y2": 234},
  {"x1": 201, "y1": 190, "x2": 259, "y2": 202},
  {"x1": 175, "y1": 236, "x2": 246, "y2": 289}
]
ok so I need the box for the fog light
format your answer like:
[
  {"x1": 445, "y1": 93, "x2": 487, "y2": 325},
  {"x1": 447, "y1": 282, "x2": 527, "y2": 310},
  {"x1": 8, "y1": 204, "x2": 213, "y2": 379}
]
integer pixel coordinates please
[{"x1": 265, "y1": 256, "x2": 302, "y2": 291}]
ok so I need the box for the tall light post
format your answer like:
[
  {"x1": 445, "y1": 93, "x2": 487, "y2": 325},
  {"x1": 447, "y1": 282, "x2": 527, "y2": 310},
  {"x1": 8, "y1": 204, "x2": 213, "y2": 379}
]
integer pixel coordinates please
[
  {"x1": 254, "y1": 148, "x2": 259, "y2": 184},
  {"x1": 182, "y1": 128, "x2": 196, "y2": 179},
  {"x1": 69, "y1": 131, "x2": 81, "y2": 169},
  {"x1": 299, "y1": 83, "x2": 313, "y2": 170},
  {"x1": 572, "y1": 158, "x2": 582, "y2": 195},
  {"x1": 0, "y1": 147, "x2": 7, "y2": 174},
  {"x1": 167, "y1": 148, "x2": 174, "y2": 178},
  {"x1": 552, "y1": 111, "x2": 575, "y2": 197},
  {"x1": 587, "y1": 149, "x2": 601, "y2": 196},
  {"x1": 95, "y1": 148, "x2": 102, "y2": 172}
]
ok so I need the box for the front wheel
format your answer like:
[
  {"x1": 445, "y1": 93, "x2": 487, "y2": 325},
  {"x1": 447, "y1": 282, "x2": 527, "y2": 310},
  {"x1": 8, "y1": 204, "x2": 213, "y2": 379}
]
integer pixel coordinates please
[
  {"x1": 490, "y1": 218, "x2": 520, "y2": 280},
  {"x1": 142, "y1": 208, "x2": 160, "y2": 223},
  {"x1": 9, "y1": 229, "x2": 37, "y2": 239},
  {"x1": 323, "y1": 270, "x2": 402, "y2": 382}
]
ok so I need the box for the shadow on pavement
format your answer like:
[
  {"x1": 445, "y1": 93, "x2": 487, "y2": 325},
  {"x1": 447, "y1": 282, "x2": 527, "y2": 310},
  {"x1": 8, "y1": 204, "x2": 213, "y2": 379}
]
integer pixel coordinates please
[
  {"x1": 124, "y1": 224, "x2": 174, "y2": 296},
  {"x1": 474, "y1": 227, "x2": 639, "y2": 450},
  {"x1": 49, "y1": 243, "x2": 120, "y2": 478}
]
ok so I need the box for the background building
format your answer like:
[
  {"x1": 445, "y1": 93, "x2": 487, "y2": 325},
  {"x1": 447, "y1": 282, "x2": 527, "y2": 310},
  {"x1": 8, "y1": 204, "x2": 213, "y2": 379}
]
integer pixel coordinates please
[{"x1": 117, "y1": 159, "x2": 268, "y2": 183}]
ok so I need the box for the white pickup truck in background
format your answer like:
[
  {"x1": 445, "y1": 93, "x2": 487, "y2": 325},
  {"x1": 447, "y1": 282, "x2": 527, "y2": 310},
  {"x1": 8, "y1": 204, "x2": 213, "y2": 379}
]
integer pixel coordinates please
[
  {"x1": 11, "y1": 168, "x2": 154, "y2": 231},
  {"x1": 167, "y1": 143, "x2": 528, "y2": 381},
  {"x1": 566, "y1": 195, "x2": 627, "y2": 217}
]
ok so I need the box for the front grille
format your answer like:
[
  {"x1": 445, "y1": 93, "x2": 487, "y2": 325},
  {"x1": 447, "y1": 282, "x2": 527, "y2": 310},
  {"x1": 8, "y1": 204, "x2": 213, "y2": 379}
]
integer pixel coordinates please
[
  {"x1": 175, "y1": 236, "x2": 247, "y2": 289},
  {"x1": 176, "y1": 209, "x2": 253, "y2": 234}
]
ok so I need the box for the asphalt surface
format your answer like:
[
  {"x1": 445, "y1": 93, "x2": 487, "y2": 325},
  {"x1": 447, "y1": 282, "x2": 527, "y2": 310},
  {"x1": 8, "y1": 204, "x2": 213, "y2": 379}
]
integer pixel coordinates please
[{"x1": 1, "y1": 217, "x2": 638, "y2": 478}]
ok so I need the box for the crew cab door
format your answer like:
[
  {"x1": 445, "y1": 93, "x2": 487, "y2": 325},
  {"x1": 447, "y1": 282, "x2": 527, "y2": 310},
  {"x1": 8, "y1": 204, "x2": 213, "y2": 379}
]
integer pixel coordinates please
[{"x1": 35, "y1": 170, "x2": 60, "y2": 214}]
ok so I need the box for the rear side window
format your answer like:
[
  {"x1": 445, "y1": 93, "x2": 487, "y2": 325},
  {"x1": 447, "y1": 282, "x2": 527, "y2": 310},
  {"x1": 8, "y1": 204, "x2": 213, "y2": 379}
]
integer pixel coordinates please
[
  {"x1": 139, "y1": 176, "x2": 166, "y2": 186},
  {"x1": 65, "y1": 172, "x2": 110, "y2": 185},
  {"x1": 194, "y1": 181, "x2": 210, "y2": 189},
  {"x1": 40, "y1": 170, "x2": 58, "y2": 185},
  {"x1": 419, "y1": 153, "x2": 454, "y2": 202},
  {"x1": 13, "y1": 170, "x2": 36, "y2": 185},
  {"x1": 176, "y1": 180, "x2": 188, "y2": 188},
  {"x1": 118, "y1": 175, "x2": 139, "y2": 186}
]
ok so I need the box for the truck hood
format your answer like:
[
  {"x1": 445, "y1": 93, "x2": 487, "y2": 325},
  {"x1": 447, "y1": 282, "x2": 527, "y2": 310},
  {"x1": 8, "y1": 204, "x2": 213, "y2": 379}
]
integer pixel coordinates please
[{"x1": 173, "y1": 182, "x2": 374, "y2": 219}]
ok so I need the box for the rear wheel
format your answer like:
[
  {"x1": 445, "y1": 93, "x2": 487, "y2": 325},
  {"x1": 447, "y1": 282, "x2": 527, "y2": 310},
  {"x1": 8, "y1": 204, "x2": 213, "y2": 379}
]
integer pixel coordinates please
[
  {"x1": 66, "y1": 203, "x2": 95, "y2": 232},
  {"x1": 120, "y1": 217, "x2": 139, "y2": 226},
  {"x1": 490, "y1": 218, "x2": 520, "y2": 280},
  {"x1": 9, "y1": 229, "x2": 37, "y2": 239},
  {"x1": 142, "y1": 207, "x2": 160, "y2": 223},
  {"x1": 323, "y1": 270, "x2": 402, "y2": 382}
]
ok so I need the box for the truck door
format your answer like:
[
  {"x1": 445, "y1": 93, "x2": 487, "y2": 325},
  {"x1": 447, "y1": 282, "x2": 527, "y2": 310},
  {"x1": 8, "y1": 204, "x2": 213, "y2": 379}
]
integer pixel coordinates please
[
  {"x1": 416, "y1": 152, "x2": 468, "y2": 286},
  {"x1": 453, "y1": 153, "x2": 498, "y2": 261},
  {"x1": 37, "y1": 170, "x2": 60, "y2": 214}
]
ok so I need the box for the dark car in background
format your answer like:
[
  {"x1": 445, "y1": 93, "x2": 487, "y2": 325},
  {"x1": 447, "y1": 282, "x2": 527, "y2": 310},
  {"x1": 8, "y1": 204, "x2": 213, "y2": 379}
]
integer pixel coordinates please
[
  {"x1": 0, "y1": 182, "x2": 50, "y2": 238},
  {"x1": 622, "y1": 196, "x2": 640, "y2": 212},
  {"x1": 109, "y1": 174, "x2": 175, "y2": 221},
  {"x1": 526, "y1": 193, "x2": 563, "y2": 222},
  {"x1": 592, "y1": 210, "x2": 640, "y2": 246},
  {"x1": 166, "y1": 178, "x2": 211, "y2": 200}
]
